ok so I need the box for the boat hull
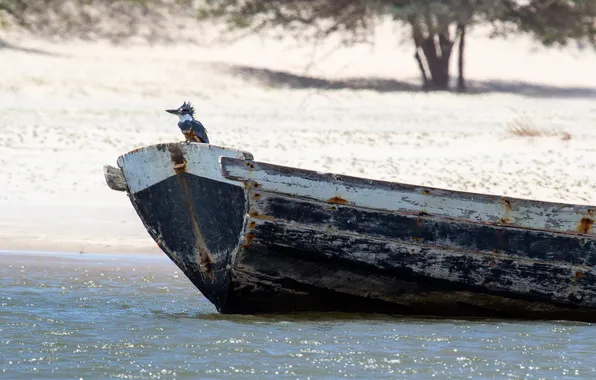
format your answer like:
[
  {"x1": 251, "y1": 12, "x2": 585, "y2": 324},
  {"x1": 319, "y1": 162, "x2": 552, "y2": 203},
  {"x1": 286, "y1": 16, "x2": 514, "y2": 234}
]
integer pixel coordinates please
[{"x1": 107, "y1": 142, "x2": 596, "y2": 321}]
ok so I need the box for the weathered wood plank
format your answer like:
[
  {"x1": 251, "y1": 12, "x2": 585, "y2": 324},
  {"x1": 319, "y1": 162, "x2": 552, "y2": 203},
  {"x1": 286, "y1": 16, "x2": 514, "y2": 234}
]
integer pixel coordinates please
[
  {"x1": 241, "y1": 219, "x2": 596, "y2": 308},
  {"x1": 221, "y1": 157, "x2": 596, "y2": 236},
  {"x1": 247, "y1": 191, "x2": 596, "y2": 266},
  {"x1": 103, "y1": 165, "x2": 127, "y2": 192},
  {"x1": 230, "y1": 253, "x2": 596, "y2": 320}
]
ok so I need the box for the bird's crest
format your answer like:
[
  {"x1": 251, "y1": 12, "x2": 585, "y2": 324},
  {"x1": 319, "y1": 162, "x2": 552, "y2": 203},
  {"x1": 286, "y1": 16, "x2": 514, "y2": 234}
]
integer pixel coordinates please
[{"x1": 179, "y1": 101, "x2": 195, "y2": 116}]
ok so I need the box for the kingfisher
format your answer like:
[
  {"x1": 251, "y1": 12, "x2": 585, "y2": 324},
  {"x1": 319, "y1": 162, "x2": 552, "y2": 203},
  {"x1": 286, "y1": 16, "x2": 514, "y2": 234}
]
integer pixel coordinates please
[{"x1": 166, "y1": 101, "x2": 209, "y2": 143}]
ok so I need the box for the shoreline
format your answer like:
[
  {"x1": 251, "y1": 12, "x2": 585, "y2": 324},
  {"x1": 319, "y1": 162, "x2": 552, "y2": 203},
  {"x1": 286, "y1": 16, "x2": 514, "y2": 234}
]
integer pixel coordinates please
[
  {"x1": 0, "y1": 241, "x2": 162, "y2": 256},
  {"x1": 0, "y1": 248, "x2": 166, "y2": 260}
]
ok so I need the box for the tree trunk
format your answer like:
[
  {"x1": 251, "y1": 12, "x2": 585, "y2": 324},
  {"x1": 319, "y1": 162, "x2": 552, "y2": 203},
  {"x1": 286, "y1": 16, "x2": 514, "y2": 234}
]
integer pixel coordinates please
[
  {"x1": 425, "y1": 55, "x2": 450, "y2": 90},
  {"x1": 414, "y1": 49, "x2": 430, "y2": 89},
  {"x1": 457, "y1": 23, "x2": 466, "y2": 93},
  {"x1": 409, "y1": 17, "x2": 453, "y2": 91},
  {"x1": 419, "y1": 34, "x2": 451, "y2": 91}
]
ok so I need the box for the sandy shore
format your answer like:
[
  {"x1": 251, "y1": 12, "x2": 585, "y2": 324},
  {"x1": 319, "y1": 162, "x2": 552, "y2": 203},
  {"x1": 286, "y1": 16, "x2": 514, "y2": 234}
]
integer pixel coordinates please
[{"x1": 1, "y1": 24, "x2": 596, "y2": 255}]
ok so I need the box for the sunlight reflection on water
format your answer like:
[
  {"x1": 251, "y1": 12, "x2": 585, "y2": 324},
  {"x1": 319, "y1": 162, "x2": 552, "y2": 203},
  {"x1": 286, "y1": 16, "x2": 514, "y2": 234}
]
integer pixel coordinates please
[{"x1": 1, "y1": 252, "x2": 594, "y2": 379}]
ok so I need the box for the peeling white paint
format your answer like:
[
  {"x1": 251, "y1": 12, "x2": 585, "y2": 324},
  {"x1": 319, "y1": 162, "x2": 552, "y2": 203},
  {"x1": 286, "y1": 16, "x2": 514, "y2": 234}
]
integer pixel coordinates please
[
  {"x1": 223, "y1": 158, "x2": 596, "y2": 235},
  {"x1": 117, "y1": 143, "x2": 250, "y2": 194}
]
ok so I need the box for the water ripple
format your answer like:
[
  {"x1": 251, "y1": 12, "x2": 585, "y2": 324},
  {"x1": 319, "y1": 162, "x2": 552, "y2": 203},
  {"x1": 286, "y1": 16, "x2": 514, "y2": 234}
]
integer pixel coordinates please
[{"x1": 1, "y1": 252, "x2": 594, "y2": 379}]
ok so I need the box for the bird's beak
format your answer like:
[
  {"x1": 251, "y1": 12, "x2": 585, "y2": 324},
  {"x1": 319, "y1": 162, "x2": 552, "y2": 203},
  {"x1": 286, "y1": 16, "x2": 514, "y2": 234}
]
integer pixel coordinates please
[{"x1": 165, "y1": 109, "x2": 178, "y2": 115}]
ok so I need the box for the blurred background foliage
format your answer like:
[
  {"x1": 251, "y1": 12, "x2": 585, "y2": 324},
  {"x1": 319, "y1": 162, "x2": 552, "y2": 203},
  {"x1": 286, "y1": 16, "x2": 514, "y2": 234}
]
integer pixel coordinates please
[
  {"x1": 0, "y1": 0, "x2": 196, "y2": 42},
  {"x1": 1, "y1": 0, "x2": 595, "y2": 91}
]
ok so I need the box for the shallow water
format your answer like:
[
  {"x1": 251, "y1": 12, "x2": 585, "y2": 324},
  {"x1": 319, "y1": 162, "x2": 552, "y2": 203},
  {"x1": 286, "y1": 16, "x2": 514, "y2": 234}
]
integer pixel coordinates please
[{"x1": 1, "y1": 251, "x2": 594, "y2": 379}]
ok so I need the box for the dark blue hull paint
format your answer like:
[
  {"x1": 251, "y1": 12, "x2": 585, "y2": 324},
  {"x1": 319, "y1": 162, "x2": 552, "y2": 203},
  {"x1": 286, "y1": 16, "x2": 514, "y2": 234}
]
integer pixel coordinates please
[{"x1": 130, "y1": 172, "x2": 245, "y2": 310}]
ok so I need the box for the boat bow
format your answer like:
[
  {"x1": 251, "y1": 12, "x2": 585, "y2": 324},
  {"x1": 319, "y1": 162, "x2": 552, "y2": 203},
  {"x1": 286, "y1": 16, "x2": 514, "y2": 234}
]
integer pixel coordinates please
[{"x1": 108, "y1": 142, "x2": 252, "y2": 311}]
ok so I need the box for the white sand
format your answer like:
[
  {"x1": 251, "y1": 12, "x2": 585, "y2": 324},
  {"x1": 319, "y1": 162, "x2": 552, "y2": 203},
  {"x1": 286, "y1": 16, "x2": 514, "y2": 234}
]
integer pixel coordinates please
[{"x1": 1, "y1": 23, "x2": 596, "y2": 254}]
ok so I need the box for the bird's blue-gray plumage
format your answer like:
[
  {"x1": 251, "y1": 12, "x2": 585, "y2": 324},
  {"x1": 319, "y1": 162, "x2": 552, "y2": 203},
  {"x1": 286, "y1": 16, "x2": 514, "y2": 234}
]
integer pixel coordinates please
[{"x1": 179, "y1": 119, "x2": 209, "y2": 144}]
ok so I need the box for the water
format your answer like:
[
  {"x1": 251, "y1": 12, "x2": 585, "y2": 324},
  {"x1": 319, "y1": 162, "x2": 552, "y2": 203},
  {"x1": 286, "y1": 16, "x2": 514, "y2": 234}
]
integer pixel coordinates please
[{"x1": 1, "y1": 251, "x2": 595, "y2": 379}]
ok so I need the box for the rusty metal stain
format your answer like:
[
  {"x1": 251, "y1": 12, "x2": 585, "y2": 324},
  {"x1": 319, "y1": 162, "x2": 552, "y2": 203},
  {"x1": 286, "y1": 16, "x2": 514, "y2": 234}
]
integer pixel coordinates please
[
  {"x1": 502, "y1": 199, "x2": 512, "y2": 210},
  {"x1": 167, "y1": 144, "x2": 214, "y2": 280},
  {"x1": 575, "y1": 271, "x2": 585, "y2": 279},
  {"x1": 499, "y1": 198, "x2": 512, "y2": 224},
  {"x1": 168, "y1": 144, "x2": 187, "y2": 174},
  {"x1": 327, "y1": 196, "x2": 349, "y2": 205},
  {"x1": 244, "y1": 181, "x2": 261, "y2": 190},
  {"x1": 245, "y1": 162, "x2": 256, "y2": 169},
  {"x1": 248, "y1": 211, "x2": 275, "y2": 221},
  {"x1": 577, "y1": 217, "x2": 594, "y2": 234},
  {"x1": 248, "y1": 221, "x2": 257, "y2": 229},
  {"x1": 241, "y1": 233, "x2": 256, "y2": 249},
  {"x1": 173, "y1": 162, "x2": 187, "y2": 173},
  {"x1": 328, "y1": 205, "x2": 338, "y2": 211}
]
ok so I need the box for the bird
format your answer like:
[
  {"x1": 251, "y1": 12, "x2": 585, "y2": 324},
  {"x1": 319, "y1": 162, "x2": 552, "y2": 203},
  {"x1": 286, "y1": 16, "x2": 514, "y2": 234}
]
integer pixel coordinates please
[{"x1": 166, "y1": 101, "x2": 209, "y2": 143}]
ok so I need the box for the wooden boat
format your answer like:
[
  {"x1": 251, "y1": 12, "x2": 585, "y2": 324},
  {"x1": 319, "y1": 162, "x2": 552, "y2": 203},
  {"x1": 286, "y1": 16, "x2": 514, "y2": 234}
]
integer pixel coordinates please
[{"x1": 104, "y1": 142, "x2": 596, "y2": 321}]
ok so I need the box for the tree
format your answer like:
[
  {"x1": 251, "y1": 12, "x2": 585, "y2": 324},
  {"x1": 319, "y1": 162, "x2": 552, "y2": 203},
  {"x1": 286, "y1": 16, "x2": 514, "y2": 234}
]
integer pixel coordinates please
[
  {"x1": 3, "y1": 0, "x2": 595, "y2": 90},
  {"x1": 199, "y1": 0, "x2": 487, "y2": 91},
  {"x1": 486, "y1": 0, "x2": 596, "y2": 48},
  {"x1": 0, "y1": 0, "x2": 198, "y2": 43},
  {"x1": 0, "y1": 0, "x2": 29, "y2": 26},
  {"x1": 199, "y1": 0, "x2": 596, "y2": 92},
  {"x1": 386, "y1": 1, "x2": 479, "y2": 91}
]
